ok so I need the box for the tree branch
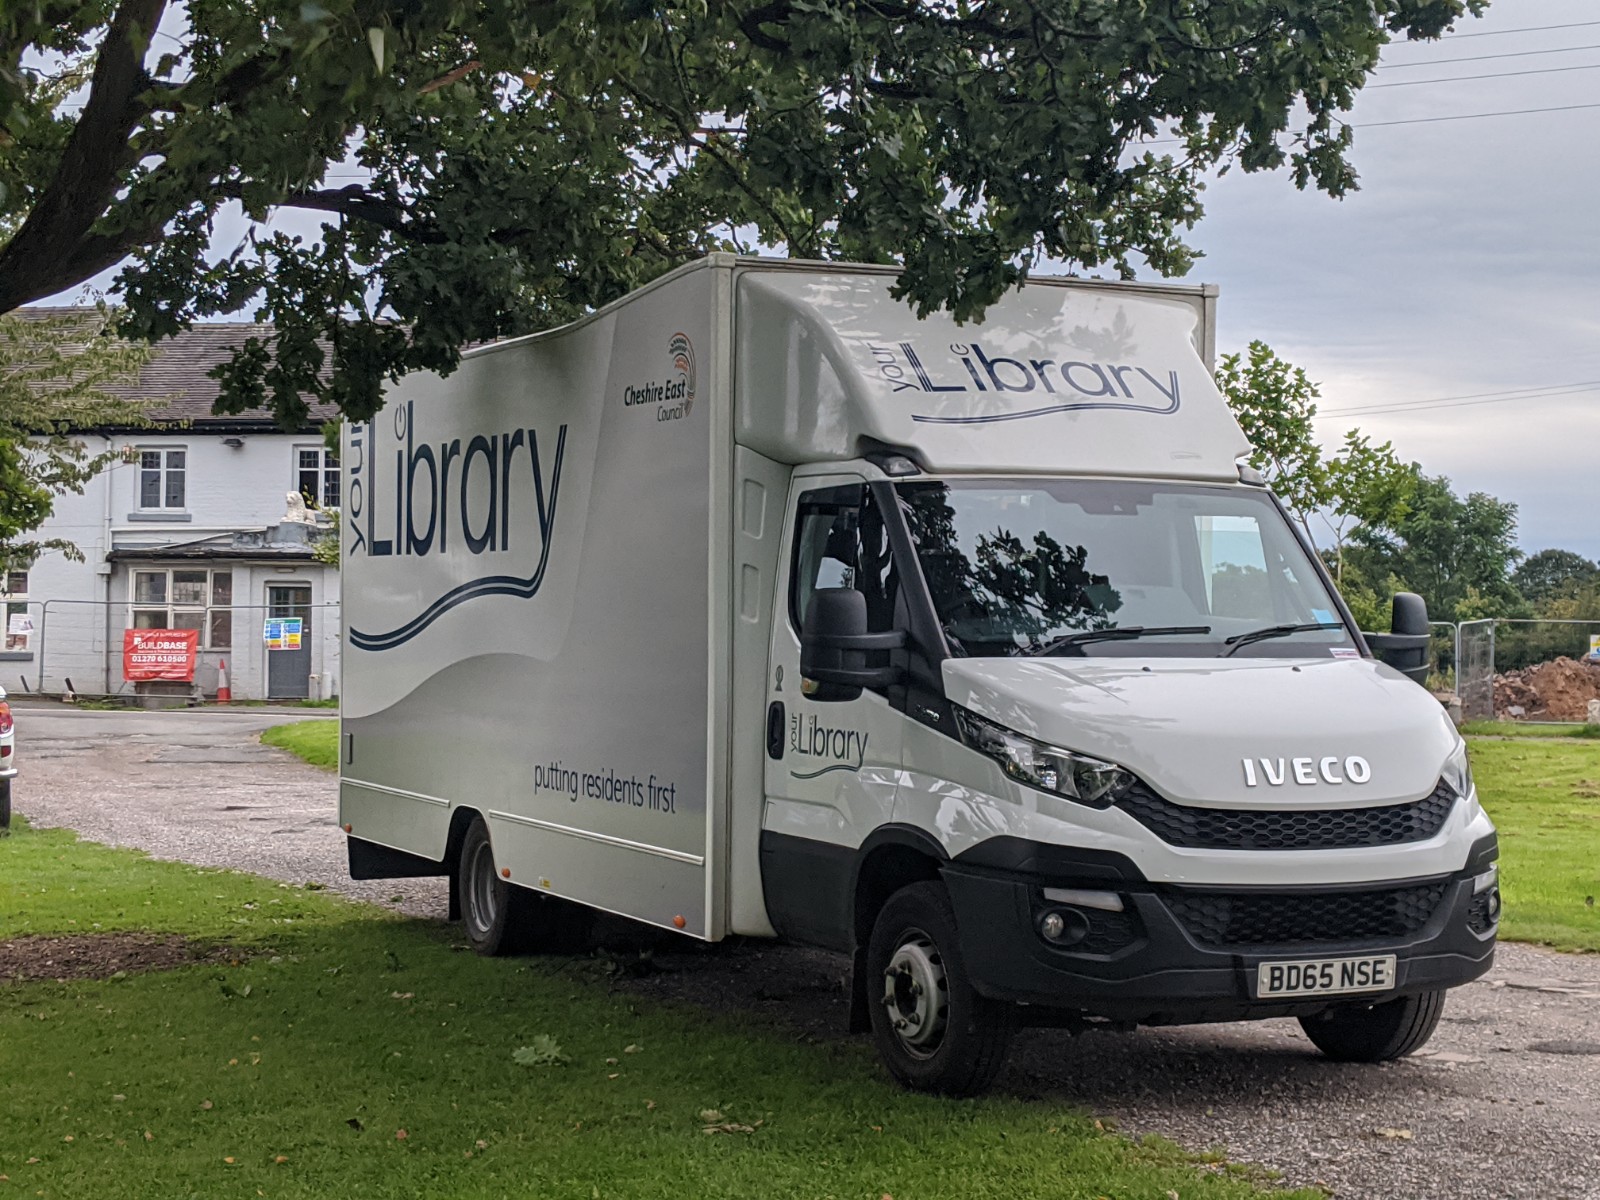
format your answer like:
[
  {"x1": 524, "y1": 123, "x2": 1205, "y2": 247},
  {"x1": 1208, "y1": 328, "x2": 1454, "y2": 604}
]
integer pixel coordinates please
[
  {"x1": 274, "y1": 185, "x2": 448, "y2": 244},
  {"x1": 0, "y1": 0, "x2": 168, "y2": 312}
]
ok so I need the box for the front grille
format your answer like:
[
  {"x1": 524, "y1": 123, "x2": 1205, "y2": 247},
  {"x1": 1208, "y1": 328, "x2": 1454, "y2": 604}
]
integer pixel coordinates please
[
  {"x1": 1165, "y1": 881, "x2": 1450, "y2": 948},
  {"x1": 1116, "y1": 781, "x2": 1456, "y2": 851}
]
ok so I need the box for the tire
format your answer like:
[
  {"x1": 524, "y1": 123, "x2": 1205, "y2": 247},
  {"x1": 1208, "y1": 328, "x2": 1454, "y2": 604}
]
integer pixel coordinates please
[
  {"x1": 458, "y1": 815, "x2": 531, "y2": 956},
  {"x1": 456, "y1": 815, "x2": 592, "y2": 956},
  {"x1": 0, "y1": 779, "x2": 10, "y2": 831},
  {"x1": 1299, "y1": 988, "x2": 1446, "y2": 1062},
  {"x1": 865, "y1": 880, "x2": 1016, "y2": 1096}
]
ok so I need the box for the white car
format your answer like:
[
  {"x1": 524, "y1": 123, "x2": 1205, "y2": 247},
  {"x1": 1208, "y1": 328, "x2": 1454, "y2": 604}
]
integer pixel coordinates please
[{"x1": 0, "y1": 684, "x2": 14, "y2": 829}]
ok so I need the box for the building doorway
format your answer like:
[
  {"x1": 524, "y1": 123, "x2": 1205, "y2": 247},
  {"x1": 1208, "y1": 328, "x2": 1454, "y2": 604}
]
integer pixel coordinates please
[{"x1": 266, "y1": 584, "x2": 312, "y2": 699}]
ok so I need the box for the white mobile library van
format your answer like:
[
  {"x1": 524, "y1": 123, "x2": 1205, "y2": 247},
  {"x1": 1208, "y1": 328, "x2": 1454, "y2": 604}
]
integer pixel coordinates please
[{"x1": 340, "y1": 256, "x2": 1497, "y2": 1094}]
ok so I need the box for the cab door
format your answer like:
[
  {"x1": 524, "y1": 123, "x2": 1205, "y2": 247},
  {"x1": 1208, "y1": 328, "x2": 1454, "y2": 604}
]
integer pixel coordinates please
[{"x1": 761, "y1": 473, "x2": 909, "y2": 949}]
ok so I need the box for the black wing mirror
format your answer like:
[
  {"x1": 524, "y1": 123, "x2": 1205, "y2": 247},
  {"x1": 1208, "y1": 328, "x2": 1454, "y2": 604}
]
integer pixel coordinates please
[
  {"x1": 1365, "y1": 592, "x2": 1431, "y2": 687},
  {"x1": 799, "y1": 588, "x2": 905, "y2": 702}
]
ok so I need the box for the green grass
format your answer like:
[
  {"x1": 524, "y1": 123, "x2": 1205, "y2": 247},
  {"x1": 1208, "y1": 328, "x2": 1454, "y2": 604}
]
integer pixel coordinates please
[
  {"x1": 1461, "y1": 720, "x2": 1600, "y2": 739},
  {"x1": 1470, "y1": 737, "x2": 1600, "y2": 952},
  {"x1": 260, "y1": 719, "x2": 339, "y2": 770},
  {"x1": 0, "y1": 822, "x2": 1309, "y2": 1200},
  {"x1": 230, "y1": 697, "x2": 341, "y2": 709}
]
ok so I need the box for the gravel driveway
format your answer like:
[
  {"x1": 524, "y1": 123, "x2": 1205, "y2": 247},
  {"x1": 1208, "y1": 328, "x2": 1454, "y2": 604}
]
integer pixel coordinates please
[{"x1": 12, "y1": 706, "x2": 1600, "y2": 1199}]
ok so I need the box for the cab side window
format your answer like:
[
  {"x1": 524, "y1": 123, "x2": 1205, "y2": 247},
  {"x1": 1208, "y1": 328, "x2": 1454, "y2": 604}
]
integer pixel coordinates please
[{"x1": 790, "y1": 485, "x2": 901, "y2": 636}]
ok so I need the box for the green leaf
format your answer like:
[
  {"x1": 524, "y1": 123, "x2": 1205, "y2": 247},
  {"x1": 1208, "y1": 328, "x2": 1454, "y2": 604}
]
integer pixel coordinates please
[{"x1": 512, "y1": 1035, "x2": 568, "y2": 1067}]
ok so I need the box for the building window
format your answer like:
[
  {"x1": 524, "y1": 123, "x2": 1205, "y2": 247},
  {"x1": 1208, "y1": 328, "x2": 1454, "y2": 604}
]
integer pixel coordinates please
[
  {"x1": 2, "y1": 569, "x2": 29, "y2": 651},
  {"x1": 297, "y1": 446, "x2": 338, "y2": 509},
  {"x1": 138, "y1": 448, "x2": 187, "y2": 509},
  {"x1": 131, "y1": 568, "x2": 232, "y2": 648}
]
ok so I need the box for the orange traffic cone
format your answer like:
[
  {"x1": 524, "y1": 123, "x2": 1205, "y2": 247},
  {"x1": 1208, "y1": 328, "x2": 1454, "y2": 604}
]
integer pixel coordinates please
[{"x1": 216, "y1": 659, "x2": 232, "y2": 704}]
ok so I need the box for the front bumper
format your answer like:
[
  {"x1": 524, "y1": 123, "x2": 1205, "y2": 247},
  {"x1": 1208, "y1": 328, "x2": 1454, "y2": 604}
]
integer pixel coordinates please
[{"x1": 942, "y1": 833, "x2": 1499, "y2": 1025}]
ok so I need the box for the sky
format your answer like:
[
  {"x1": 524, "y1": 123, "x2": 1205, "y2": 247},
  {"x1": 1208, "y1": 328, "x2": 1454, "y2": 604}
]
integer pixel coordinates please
[
  {"x1": 1180, "y1": 0, "x2": 1600, "y2": 562},
  {"x1": 39, "y1": 1, "x2": 1599, "y2": 562}
]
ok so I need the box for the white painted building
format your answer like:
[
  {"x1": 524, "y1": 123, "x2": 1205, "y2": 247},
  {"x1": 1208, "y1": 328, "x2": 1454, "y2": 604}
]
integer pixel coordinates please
[{"x1": 1, "y1": 315, "x2": 341, "y2": 701}]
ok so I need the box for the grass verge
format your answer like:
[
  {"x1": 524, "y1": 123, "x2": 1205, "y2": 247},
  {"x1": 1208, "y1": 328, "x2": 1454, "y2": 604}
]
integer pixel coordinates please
[
  {"x1": 260, "y1": 719, "x2": 338, "y2": 770},
  {"x1": 1461, "y1": 720, "x2": 1600, "y2": 740},
  {"x1": 1470, "y1": 737, "x2": 1600, "y2": 952},
  {"x1": 0, "y1": 821, "x2": 1309, "y2": 1200}
]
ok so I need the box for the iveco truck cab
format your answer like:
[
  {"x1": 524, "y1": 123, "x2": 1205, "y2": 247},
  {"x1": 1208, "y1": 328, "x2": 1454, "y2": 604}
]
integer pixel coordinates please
[{"x1": 340, "y1": 256, "x2": 1498, "y2": 1095}]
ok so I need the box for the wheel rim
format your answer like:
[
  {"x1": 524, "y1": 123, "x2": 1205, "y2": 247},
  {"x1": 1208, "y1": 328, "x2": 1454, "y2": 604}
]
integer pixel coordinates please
[
  {"x1": 465, "y1": 839, "x2": 499, "y2": 935},
  {"x1": 881, "y1": 929, "x2": 950, "y2": 1057}
]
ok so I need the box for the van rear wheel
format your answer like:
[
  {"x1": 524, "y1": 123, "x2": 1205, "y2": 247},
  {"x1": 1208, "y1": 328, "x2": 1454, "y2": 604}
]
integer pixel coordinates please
[
  {"x1": 456, "y1": 815, "x2": 592, "y2": 956},
  {"x1": 1299, "y1": 988, "x2": 1446, "y2": 1062},
  {"x1": 458, "y1": 815, "x2": 531, "y2": 956},
  {"x1": 865, "y1": 881, "x2": 1015, "y2": 1096},
  {"x1": 0, "y1": 779, "x2": 11, "y2": 831}
]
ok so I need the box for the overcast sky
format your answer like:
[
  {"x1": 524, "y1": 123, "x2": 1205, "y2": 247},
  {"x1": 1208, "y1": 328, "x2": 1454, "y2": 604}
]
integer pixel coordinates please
[{"x1": 1184, "y1": 0, "x2": 1600, "y2": 562}]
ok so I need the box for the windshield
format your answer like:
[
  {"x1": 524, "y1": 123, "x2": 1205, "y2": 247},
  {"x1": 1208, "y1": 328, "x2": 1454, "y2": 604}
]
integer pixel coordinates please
[{"x1": 897, "y1": 479, "x2": 1358, "y2": 659}]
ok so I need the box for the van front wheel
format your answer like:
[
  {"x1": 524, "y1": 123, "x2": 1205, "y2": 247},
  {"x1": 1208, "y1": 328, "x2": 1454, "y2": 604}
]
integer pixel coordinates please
[
  {"x1": 865, "y1": 881, "x2": 1015, "y2": 1096},
  {"x1": 1299, "y1": 988, "x2": 1446, "y2": 1062}
]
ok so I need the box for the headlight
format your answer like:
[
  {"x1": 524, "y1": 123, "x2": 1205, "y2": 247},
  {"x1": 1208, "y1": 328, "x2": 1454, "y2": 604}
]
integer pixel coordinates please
[
  {"x1": 1441, "y1": 739, "x2": 1474, "y2": 800},
  {"x1": 953, "y1": 708, "x2": 1133, "y2": 807}
]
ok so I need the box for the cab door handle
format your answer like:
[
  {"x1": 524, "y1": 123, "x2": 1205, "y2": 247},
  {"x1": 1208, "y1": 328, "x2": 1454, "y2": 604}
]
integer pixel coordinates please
[{"x1": 766, "y1": 701, "x2": 785, "y2": 760}]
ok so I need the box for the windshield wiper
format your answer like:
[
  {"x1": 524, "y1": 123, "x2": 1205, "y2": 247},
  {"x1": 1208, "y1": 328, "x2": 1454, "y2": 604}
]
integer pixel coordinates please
[
  {"x1": 1030, "y1": 625, "x2": 1213, "y2": 657},
  {"x1": 1220, "y1": 621, "x2": 1345, "y2": 657}
]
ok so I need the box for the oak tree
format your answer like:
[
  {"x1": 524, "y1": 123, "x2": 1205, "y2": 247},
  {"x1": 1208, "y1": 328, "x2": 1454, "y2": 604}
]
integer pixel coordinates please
[{"x1": 3, "y1": 0, "x2": 1487, "y2": 429}]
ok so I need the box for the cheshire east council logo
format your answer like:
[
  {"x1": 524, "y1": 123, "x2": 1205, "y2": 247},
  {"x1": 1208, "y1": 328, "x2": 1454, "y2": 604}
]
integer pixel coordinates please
[{"x1": 621, "y1": 331, "x2": 696, "y2": 422}]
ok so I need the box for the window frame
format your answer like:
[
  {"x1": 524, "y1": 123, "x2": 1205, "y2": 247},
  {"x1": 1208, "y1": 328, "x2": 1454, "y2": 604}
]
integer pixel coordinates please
[
  {"x1": 2, "y1": 568, "x2": 30, "y2": 652},
  {"x1": 135, "y1": 446, "x2": 188, "y2": 511},
  {"x1": 128, "y1": 566, "x2": 233, "y2": 649},
  {"x1": 295, "y1": 444, "x2": 339, "y2": 509}
]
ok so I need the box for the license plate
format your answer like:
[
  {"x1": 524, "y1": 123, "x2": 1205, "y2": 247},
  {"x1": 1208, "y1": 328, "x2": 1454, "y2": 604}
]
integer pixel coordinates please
[{"x1": 1256, "y1": 955, "x2": 1397, "y2": 998}]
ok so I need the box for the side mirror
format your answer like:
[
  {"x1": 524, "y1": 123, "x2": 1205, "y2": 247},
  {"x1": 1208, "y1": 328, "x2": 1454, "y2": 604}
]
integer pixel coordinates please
[
  {"x1": 1365, "y1": 591, "x2": 1431, "y2": 687},
  {"x1": 800, "y1": 588, "x2": 905, "y2": 702},
  {"x1": 1391, "y1": 591, "x2": 1430, "y2": 637}
]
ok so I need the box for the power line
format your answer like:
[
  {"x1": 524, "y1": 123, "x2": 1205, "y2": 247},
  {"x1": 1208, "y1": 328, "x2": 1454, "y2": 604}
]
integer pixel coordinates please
[
  {"x1": 1135, "y1": 99, "x2": 1600, "y2": 145},
  {"x1": 1367, "y1": 62, "x2": 1600, "y2": 88},
  {"x1": 1324, "y1": 390, "x2": 1600, "y2": 417},
  {"x1": 1380, "y1": 42, "x2": 1600, "y2": 69},
  {"x1": 1355, "y1": 101, "x2": 1600, "y2": 128},
  {"x1": 1322, "y1": 380, "x2": 1600, "y2": 414},
  {"x1": 1320, "y1": 384, "x2": 1600, "y2": 419},
  {"x1": 1325, "y1": 383, "x2": 1600, "y2": 416},
  {"x1": 1438, "y1": 20, "x2": 1600, "y2": 39}
]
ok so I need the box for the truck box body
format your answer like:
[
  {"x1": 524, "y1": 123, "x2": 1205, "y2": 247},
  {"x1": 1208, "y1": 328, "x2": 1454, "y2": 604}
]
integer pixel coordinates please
[
  {"x1": 341, "y1": 256, "x2": 1242, "y2": 938},
  {"x1": 342, "y1": 256, "x2": 1495, "y2": 1091}
]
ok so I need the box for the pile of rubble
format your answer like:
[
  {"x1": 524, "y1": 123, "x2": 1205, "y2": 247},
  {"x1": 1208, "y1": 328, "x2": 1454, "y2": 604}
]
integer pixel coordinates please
[{"x1": 1493, "y1": 656, "x2": 1600, "y2": 722}]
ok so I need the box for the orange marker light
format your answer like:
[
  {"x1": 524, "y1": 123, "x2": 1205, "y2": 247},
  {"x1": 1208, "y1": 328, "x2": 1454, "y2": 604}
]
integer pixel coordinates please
[
  {"x1": 342, "y1": 823, "x2": 352, "y2": 833},
  {"x1": 501, "y1": 867, "x2": 511, "y2": 878},
  {"x1": 672, "y1": 915, "x2": 686, "y2": 929}
]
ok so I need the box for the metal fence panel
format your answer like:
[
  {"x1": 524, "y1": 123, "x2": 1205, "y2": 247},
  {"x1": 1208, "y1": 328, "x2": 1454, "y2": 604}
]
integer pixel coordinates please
[{"x1": 1457, "y1": 619, "x2": 1496, "y2": 722}]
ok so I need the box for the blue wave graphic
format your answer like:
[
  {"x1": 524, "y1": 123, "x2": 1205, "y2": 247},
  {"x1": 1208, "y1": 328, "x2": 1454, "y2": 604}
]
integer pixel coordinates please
[
  {"x1": 912, "y1": 393, "x2": 1179, "y2": 426},
  {"x1": 349, "y1": 563, "x2": 552, "y2": 652},
  {"x1": 789, "y1": 761, "x2": 863, "y2": 780}
]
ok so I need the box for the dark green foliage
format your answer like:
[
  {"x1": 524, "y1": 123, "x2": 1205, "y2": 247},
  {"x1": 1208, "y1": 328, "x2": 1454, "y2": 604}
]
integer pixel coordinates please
[
  {"x1": 1512, "y1": 549, "x2": 1600, "y2": 609},
  {"x1": 3, "y1": 1, "x2": 1487, "y2": 427},
  {"x1": 1345, "y1": 473, "x2": 1526, "y2": 624}
]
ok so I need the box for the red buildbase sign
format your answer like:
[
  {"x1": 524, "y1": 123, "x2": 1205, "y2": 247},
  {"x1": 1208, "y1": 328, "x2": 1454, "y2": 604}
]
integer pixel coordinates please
[{"x1": 123, "y1": 629, "x2": 198, "y2": 682}]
